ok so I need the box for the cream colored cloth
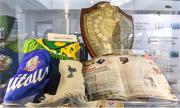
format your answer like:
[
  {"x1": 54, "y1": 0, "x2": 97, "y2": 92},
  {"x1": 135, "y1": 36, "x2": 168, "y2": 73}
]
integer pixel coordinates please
[{"x1": 26, "y1": 60, "x2": 86, "y2": 107}]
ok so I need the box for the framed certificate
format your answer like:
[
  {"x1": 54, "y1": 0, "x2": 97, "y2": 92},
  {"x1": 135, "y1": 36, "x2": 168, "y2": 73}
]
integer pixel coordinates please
[{"x1": 80, "y1": 2, "x2": 134, "y2": 58}]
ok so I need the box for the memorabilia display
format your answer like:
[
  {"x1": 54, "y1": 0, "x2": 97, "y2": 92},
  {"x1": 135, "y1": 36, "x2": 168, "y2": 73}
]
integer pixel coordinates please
[
  {"x1": 83, "y1": 55, "x2": 177, "y2": 101},
  {"x1": 0, "y1": 1, "x2": 179, "y2": 107},
  {"x1": 22, "y1": 38, "x2": 80, "y2": 60},
  {"x1": 3, "y1": 50, "x2": 51, "y2": 105},
  {"x1": 26, "y1": 60, "x2": 86, "y2": 107},
  {"x1": 80, "y1": 1, "x2": 134, "y2": 58},
  {"x1": 0, "y1": 49, "x2": 18, "y2": 103}
]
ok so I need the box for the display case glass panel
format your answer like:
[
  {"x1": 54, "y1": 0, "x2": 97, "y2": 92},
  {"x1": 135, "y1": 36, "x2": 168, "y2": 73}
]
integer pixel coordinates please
[{"x1": 0, "y1": 0, "x2": 180, "y2": 107}]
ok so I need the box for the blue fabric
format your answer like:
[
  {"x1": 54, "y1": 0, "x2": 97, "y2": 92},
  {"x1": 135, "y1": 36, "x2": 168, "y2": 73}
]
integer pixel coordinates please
[
  {"x1": 0, "y1": 48, "x2": 18, "y2": 84},
  {"x1": 0, "y1": 48, "x2": 18, "y2": 103},
  {"x1": 3, "y1": 49, "x2": 51, "y2": 104}
]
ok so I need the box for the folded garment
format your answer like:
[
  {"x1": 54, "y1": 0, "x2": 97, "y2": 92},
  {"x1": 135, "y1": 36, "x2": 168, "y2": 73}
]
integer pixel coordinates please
[
  {"x1": 36, "y1": 38, "x2": 80, "y2": 60},
  {"x1": 22, "y1": 38, "x2": 80, "y2": 60},
  {"x1": 3, "y1": 49, "x2": 51, "y2": 105},
  {"x1": 0, "y1": 48, "x2": 18, "y2": 103},
  {"x1": 22, "y1": 39, "x2": 43, "y2": 53},
  {"x1": 26, "y1": 60, "x2": 86, "y2": 107},
  {"x1": 0, "y1": 48, "x2": 18, "y2": 84}
]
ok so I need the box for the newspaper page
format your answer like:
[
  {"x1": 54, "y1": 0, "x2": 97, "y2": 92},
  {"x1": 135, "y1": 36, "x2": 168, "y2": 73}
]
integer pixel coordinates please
[
  {"x1": 119, "y1": 56, "x2": 177, "y2": 101},
  {"x1": 83, "y1": 56, "x2": 127, "y2": 101},
  {"x1": 83, "y1": 55, "x2": 177, "y2": 101}
]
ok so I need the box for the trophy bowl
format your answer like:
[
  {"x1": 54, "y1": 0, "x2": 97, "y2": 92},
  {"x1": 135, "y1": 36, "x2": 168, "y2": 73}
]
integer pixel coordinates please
[{"x1": 80, "y1": 1, "x2": 134, "y2": 58}]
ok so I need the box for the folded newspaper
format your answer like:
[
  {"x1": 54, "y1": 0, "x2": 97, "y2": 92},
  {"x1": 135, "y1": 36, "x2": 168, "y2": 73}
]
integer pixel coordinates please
[{"x1": 82, "y1": 55, "x2": 177, "y2": 101}]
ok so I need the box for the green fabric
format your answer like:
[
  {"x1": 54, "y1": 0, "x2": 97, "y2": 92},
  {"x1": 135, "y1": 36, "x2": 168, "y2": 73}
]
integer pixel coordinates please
[
  {"x1": 22, "y1": 38, "x2": 80, "y2": 60},
  {"x1": 42, "y1": 39, "x2": 72, "y2": 50},
  {"x1": 36, "y1": 38, "x2": 80, "y2": 60},
  {"x1": 22, "y1": 39, "x2": 43, "y2": 53}
]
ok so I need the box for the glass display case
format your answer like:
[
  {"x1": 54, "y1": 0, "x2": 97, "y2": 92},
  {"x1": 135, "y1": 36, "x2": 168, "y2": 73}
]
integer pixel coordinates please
[{"x1": 0, "y1": 0, "x2": 180, "y2": 107}]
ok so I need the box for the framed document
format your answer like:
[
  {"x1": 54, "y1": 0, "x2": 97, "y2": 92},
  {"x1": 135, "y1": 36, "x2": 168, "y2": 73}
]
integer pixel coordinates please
[{"x1": 80, "y1": 2, "x2": 134, "y2": 58}]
